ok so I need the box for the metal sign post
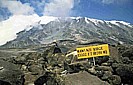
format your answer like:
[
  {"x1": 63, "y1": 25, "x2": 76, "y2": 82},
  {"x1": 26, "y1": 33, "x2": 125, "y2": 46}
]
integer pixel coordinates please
[{"x1": 93, "y1": 57, "x2": 95, "y2": 66}]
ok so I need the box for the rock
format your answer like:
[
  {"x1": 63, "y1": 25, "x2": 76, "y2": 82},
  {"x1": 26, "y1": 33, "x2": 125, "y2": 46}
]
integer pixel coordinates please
[
  {"x1": 109, "y1": 46, "x2": 120, "y2": 62},
  {"x1": 111, "y1": 63, "x2": 119, "y2": 69},
  {"x1": 122, "y1": 48, "x2": 133, "y2": 60},
  {"x1": 62, "y1": 71, "x2": 110, "y2": 85},
  {"x1": 28, "y1": 64, "x2": 43, "y2": 75},
  {"x1": 88, "y1": 66, "x2": 97, "y2": 75},
  {"x1": 0, "y1": 80, "x2": 11, "y2": 85},
  {"x1": 94, "y1": 66, "x2": 114, "y2": 79},
  {"x1": 64, "y1": 50, "x2": 90, "y2": 73},
  {"x1": 117, "y1": 45, "x2": 127, "y2": 54},
  {"x1": 95, "y1": 66, "x2": 113, "y2": 72},
  {"x1": 44, "y1": 71, "x2": 110, "y2": 85},
  {"x1": 101, "y1": 63, "x2": 110, "y2": 66},
  {"x1": 15, "y1": 52, "x2": 41, "y2": 65},
  {"x1": 3, "y1": 43, "x2": 132, "y2": 85},
  {"x1": 53, "y1": 46, "x2": 62, "y2": 54},
  {"x1": 115, "y1": 64, "x2": 133, "y2": 84},
  {"x1": 95, "y1": 56, "x2": 109, "y2": 65},
  {"x1": 21, "y1": 65, "x2": 27, "y2": 71},
  {"x1": 15, "y1": 54, "x2": 27, "y2": 64},
  {"x1": 108, "y1": 75, "x2": 121, "y2": 85},
  {"x1": 24, "y1": 72, "x2": 39, "y2": 85},
  {"x1": 96, "y1": 70, "x2": 104, "y2": 78},
  {"x1": 34, "y1": 72, "x2": 53, "y2": 85},
  {"x1": 38, "y1": 57, "x2": 45, "y2": 64},
  {"x1": 47, "y1": 53, "x2": 66, "y2": 67},
  {"x1": 121, "y1": 57, "x2": 131, "y2": 64},
  {"x1": 4, "y1": 56, "x2": 17, "y2": 64},
  {"x1": 101, "y1": 71, "x2": 112, "y2": 80},
  {"x1": 64, "y1": 60, "x2": 90, "y2": 73},
  {"x1": 0, "y1": 60, "x2": 24, "y2": 85},
  {"x1": 107, "y1": 58, "x2": 117, "y2": 66}
]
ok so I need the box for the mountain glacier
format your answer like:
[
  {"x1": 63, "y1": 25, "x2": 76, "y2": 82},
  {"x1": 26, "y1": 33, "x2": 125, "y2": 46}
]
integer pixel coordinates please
[{"x1": 1, "y1": 17, "x2": 133, "y2": 48}]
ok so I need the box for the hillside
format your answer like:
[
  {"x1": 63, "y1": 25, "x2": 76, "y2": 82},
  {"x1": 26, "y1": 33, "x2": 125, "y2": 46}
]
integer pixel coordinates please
[{"x1": 1, "y1": 17, "x2": 133, "y2": 48}]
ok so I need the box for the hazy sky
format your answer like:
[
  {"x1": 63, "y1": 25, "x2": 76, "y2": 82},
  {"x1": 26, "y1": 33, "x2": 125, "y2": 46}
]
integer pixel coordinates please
[{"x1": 0, "y1": 0, "x2": 133, "y2": 23}]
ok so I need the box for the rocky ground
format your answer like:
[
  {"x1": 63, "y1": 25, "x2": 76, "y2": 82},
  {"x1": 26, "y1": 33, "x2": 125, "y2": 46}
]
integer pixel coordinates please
[{"x1": 0, "y1": 41, "x2": 133, "y2": 85}]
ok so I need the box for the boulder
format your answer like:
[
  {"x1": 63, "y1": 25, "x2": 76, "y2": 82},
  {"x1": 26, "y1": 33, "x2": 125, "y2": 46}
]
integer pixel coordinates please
[
  {"x1": 109, "y1": 46, "x2": 120, "y2": 62},
  {"x1": 122, "y1": 48, "x2": 133, "y2": 60},
  {"x1": 34, "y1": 72, "x2": 53, "y2": 85},
  {"x1": 121, "y1": 57, "x2": 131, "y2": 64},
  {"x1": 115, "y1": 64, "x2": 133, "y2": 84},
  {"x1": 0, "y1": 80, "x2": 11, "y2": 85},
  {"x1": 88, "y1": 66, "x2": 97, "y2": 75},
  {"x1": 95, "y1": 66, "x2": 113, "y2": 72},
  {"x1": 0, "y1": 60, "x2": 24, "y2": 85},
  {"x1": 24, "y1": 72, "x2": 39, "y2": 85},
  {"x1": 108, "y1": 75, "x2": 121, "y2": 85},
  {"x1": 95, "y1": 56, "x2": 109, "y2": 65},
  {"x1": 28, "y1": 64, "x2": 43, "y2": 75},
  {"x1": 62, "y1": 71, "x2": 110, "y2": 85},
  {"x1": 41, "y1": 71, "x2": 110, "y2": 85},
  {"x1": 101, "y1": 71, "x2": 112, "y2": 80}
]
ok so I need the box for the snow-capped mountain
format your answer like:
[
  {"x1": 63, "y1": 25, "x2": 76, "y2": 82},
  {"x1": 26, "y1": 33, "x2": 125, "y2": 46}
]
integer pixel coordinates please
[{"x1": 1, "y1": 17, "x2": 133, "y2": 48}]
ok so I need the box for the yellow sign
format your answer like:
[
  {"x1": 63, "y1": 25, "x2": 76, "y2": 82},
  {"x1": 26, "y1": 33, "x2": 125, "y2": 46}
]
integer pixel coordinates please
[{"x1": 76, "y1": 44, "x2": 110, "y2": 59}]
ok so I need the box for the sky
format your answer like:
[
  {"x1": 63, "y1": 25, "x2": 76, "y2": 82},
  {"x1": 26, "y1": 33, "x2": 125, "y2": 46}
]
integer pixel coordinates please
[
  {"x1": 0, "y1": 0, "x2": 133, "y2": 23},
  {"x1": 0, "y1": 0, "x2": 133, "y2": 45}
]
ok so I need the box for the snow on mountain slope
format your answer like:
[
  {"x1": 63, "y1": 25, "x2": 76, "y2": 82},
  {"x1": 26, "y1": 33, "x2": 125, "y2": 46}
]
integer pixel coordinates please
[
  {"x1": 0, "y1": 14, "x2": 57, "y2": 45},
  {"x1": 1, "y1": 16, "x2": 133, "y2": 48}
]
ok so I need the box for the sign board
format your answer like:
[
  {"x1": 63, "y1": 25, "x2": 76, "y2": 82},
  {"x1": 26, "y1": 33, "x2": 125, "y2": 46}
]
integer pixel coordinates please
[{"x1": 76, "y1": 44, "x2": 110, "y2": 59}]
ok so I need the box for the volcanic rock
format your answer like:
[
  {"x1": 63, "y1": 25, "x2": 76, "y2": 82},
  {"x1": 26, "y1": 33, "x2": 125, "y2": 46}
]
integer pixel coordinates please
[{"x1": 0, "y1": 60, "x2": 24, "y2": 85}]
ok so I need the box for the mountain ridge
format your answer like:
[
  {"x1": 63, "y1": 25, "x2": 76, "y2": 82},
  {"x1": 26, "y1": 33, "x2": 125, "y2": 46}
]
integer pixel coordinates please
[{"x1": 1, "y1": 17, "x2": 133, "y2": 48}]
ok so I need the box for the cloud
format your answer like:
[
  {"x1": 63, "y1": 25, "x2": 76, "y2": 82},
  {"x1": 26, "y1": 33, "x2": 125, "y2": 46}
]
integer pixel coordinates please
[
  {"x1": 92, "y1": 0, "x2": 130, "y2": 5},
  {"x1": 29, "y1": 0, "x2": 46, "y2": 16},
  {"x1": 0, "y1": 0, "x2": 80, "y2": 45},
  {"x1": 43, "y1": 0, "x2": 77, "y2": 17},
  {"x1": 0, "y1": 14, "x2": 58, "y2": 45},
  {"x1": 0, "y1": 7, "x2": 11, "y2": 21},
  {"x1": 0, "y1": 0, "x2": 80, "y2": 17},
  {"x1": 0, "y1": 14, "x2": 40, "y2": 45},
  {"x1": 0, "y1": 0, "x2": 34, "y2": 15},
  {"x1": 101, "y1": 0, "x2": 130, "y2": 4},
  {"x1": 102, "y1": 0, "x2": 114, "y2": 4}
]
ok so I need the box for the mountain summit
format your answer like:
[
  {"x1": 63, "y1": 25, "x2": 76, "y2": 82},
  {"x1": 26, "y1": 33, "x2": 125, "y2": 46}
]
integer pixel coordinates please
[{"x1": 1, "y1": 17, "x2": 133, "y2": 48}]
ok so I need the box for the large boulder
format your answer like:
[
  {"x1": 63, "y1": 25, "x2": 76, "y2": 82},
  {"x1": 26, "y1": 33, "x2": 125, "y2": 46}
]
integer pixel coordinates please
[
  {"x1": 122, "y1": 48, "x2": 133, "y2": 60},
  {"x1": 35, "y1": 71, "x2": 109, "y2": 85},
  {"x1": 0, "y1": 80, "x2": 11, "y2": 85},
  {"x1": 0, "y1": 60, "x2": 24, "y2": 85},
  {"x1": 115, "y1": 64, "x2": 133, "y2": 84},
  {"x1": 64, "y1": 71, "x2": 109, "y2": 85}
]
